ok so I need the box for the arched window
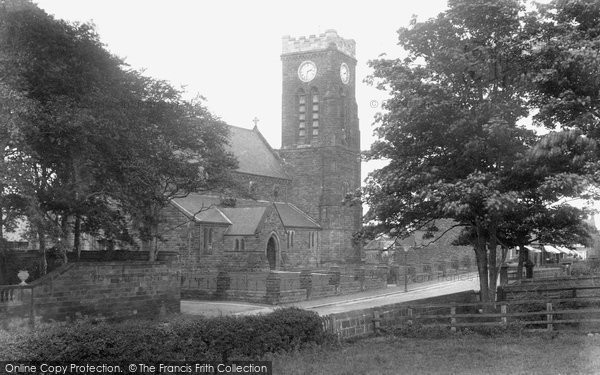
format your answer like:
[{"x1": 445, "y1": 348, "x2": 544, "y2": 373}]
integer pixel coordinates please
[
  {"x1": 235, "y1": 239, "x2": 239, "y2": 251},
  {"x1": 311, "y1": 87, "x2": 319, "y2": 137},
  {"x1": 298, "y1": 89, "x2": 306, "y2": 139},
  {"x1": 273, "y1": 185, "x2": 279, "y2": 199},
  {"x1": 287, "y1": 230, "x2": 295, "y2": 249}
]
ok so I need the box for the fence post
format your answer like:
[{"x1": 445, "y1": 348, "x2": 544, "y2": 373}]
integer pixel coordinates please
[
  {"x1": 373, "y1": 310, "x2": 381, "y2": 334},
  {"x1": 407, "y1": 307, "x2": 413, "y2": 326},
  {"x1": 501, "y1": 303, "x2": 507, "y2": 328},
  {"x1": 450, "y1": 306, "x2": 457, "y2": 332},
  {"x1": 546, "y1": 302, "x2": 553, "y2": 332}
]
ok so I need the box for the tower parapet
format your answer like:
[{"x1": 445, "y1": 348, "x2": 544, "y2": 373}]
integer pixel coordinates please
[{"x1": 282, "y1": 29, "x2": 355, "y2": 59}]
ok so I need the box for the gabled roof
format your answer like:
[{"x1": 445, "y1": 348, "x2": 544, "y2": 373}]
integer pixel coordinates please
[
  {"x1": 171, "y1": 196, "x2": 231, "y2": 225},
  {"x1": 274, "y1": 202, "x2": 321, "y2": 230},
  {"x1": 227, "y1": 125, "x2": 290, "y2": 180},
  {"x1": 170, "y1": 194, "x2": 321, "y2": 234},
  {"x1": 364, "y1": 235, "x2": 397, "y2": 251},
  {"x1": 219, "y1": 207, "x2": 269, "y2": 236}
]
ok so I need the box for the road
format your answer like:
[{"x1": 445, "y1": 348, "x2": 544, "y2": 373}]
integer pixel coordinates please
[{"x1": 181, "y1": 272, "x2": 480, "y2": 317}]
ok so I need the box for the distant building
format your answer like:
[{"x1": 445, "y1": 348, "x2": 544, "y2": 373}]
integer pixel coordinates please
[{"x1": 364, "y1": 220, "x2": 475, "y2": 273}]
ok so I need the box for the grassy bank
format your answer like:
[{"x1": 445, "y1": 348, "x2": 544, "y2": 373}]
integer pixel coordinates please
[{"x1": 270, "y1": 332, "x2": 600, "y2": 374}]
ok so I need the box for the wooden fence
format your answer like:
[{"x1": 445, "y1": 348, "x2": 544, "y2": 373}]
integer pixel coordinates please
[
  {"x1": 405, "y1": 297, "x2": 600, "y2": 332},
  {"x1": 322, "y1": 296, "x2": 600, "y2": 338}
]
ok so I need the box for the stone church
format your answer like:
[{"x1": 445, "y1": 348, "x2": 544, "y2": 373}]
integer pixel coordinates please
[{"x1": 158, "y1": 30, "x2": 363, "y2": 274}]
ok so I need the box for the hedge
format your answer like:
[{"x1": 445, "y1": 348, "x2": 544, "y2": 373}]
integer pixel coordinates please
[{"x1": 0, "y1": 308, "x2": 333, "y2": 361}]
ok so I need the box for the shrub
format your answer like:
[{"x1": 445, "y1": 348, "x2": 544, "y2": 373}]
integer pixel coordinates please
[
  {"x1": 571, "y1": 258, "x2": 600, "y2": 276},
  {"x1": 1, "y1": 308, "x2": 332, "y2": 361}
]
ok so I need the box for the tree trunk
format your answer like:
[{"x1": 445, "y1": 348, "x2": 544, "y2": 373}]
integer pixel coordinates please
[
  {"x1": 148, "y1": 222, "x2": 159, "y2": 262},
  {"x1": 475, "y1": 225, "x2": 489, "y2": 303},
  {"x1": 60, "y1": 215, "x2": 69, "y2": 265},
  {"x1": 488, "y1": 236, "x2": 498, "y2": 303},
  {"x1": 475, "y1": 225, "x2": 489, "y2": 302},
  {"x1": 39, "y1": 229, "x2": 47, "y2": 275},
  {"x1": 475, "y1": 246, "x2": 489, "y2": 303},
  {"x1": 74, "y1": 214, "x2": 81, "y2": 259}
]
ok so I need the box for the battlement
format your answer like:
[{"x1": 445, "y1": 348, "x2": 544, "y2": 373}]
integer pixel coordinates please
[{"x1": 282, "y1": 29, "x2": 355, "y2": 58}]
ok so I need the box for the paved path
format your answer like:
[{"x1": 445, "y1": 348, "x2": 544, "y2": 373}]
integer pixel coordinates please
[{"x1": 181, "y1": 272, "x2": 480, "y2": 317}]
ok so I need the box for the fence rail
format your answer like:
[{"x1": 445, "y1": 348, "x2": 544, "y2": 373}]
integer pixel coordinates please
[
  {"x1": 400, "y1": 297, "x2": 600, "y2": 332},
  {"x1": 321, "y1": 296, "x2": 600, "y2": 338}
]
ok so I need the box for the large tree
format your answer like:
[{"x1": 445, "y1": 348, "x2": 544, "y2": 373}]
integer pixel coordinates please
[
  {"x1": 528, "y1": 0, "x2": 600, "y2": 139},
  {"x1": 365, "y1": 0, "x2": 596, "y2": 302},
  {"x1": 0, "y1": 1, "x2": 236, "y2": 268}
]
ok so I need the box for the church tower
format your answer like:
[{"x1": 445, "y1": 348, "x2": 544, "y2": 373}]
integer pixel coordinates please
[{"x1": 279, "y1": 30, "x2": 362, "y2": 266}]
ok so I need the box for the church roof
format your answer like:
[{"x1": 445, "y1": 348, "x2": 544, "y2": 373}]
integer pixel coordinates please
[
  {"x1": 170, "y1": 193, "x2": 321, "y2": 233},
  {"x1": 171, "y1": 195, "x2": 231, "y2": 225},
  {"x1": 274, "y1": 203, "x2": 321, "y2": 230},
  {"x1": 227, "y1": 125, "x2": 290, "y2": 180},
  {"x1": 364, "y1": 235, "x2": 397, "y2": 251},
  {"x1": 219, "y1": 207, "x2": 269, "y2": 236}
]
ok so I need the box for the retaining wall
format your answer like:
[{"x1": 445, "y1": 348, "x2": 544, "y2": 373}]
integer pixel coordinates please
[
  {"x1": 322, "y1": 290, "x2": 478, "y2": 339},
  {"x1": 1, "y1": 261, "x2": 180, "y2": 322},
  {"x1": 181, "y1": 267, "x2": 388, "y2": 305}
]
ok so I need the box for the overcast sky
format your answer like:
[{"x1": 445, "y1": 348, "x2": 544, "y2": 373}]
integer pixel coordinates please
[{"x1": 33, "y1": 0, "x2": 449, "y2": 181}]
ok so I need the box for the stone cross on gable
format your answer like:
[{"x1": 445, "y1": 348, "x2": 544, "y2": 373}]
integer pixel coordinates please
[{"x1": 252, "y1": 117, "x2": 259, "y2": 127}]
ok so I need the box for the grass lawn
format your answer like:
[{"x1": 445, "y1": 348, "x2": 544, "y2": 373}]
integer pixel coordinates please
[{"x1": 269, "y1": 332, "x2": 600, "y2": 374}]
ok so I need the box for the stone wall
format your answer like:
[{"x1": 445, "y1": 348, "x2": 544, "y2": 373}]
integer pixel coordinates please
[
  {"x1": 26, "y1": 261, "x2": 179, "y2": 321},
  {"x1": 231, "y1": 172, "x2": 290, "y2": 202},
  {"x1": 181, "y1": 267, "x2": 387, "y2": 304},
  {"x1": 322, "y1": 291, "x2": 478, "y2": 339},
  {"x1": 279, "y1": 146, "x2": 362, "y2": 265}
]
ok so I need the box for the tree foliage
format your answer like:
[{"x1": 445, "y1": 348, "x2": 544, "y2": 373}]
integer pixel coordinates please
[
  {"x1": 0, "y1": 1, "x2": 237, "y2": 270},
  {"x1": 365, "y1": 0, "x2": 597, "y2": 302}
]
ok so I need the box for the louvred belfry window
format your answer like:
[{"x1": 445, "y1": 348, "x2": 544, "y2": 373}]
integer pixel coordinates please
[
  {"x1": 298, "y1": 89, "x2": 306, "y2": 139},
  {"x1": 311, "y1": 87, "x2": 319, "y2": 136}
]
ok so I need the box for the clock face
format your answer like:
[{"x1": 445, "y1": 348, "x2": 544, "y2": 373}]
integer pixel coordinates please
[
  {"x1": 340, "y1": 63, "x2": 350, "y2": 84},
  {"x1": 298, "y1": 61, "x2": 317, "y2": 82}
]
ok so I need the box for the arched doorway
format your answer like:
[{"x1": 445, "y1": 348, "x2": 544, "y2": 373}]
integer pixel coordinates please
[{"x1": 267, "y1": 236, "x2": 278, "y2": 270}]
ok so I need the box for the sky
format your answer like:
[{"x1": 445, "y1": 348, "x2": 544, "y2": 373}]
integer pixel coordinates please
[{"x1": 32, "y1": 0, "x2": 449, "y2": 182}]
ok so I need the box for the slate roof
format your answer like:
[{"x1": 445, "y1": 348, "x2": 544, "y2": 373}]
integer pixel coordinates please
[
  {"x1": 219, "y1": 207, "x2": 269, "y2": 236},
  {"x1": 170, "y1": 194, "x2": 321, "y2": 234},
  {"x1": 171, "y1": 194, "x2": 231, "y2": 225},
  {"x1": 227, "y1": 125, "x2": 290, "y2": 180},
  {"x1": 364, "y1": 235, "x2": 397, "y2": 251},
  {"x1": 274, "y1": 203, "x2": 321, "y2": 230}
]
